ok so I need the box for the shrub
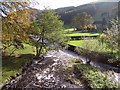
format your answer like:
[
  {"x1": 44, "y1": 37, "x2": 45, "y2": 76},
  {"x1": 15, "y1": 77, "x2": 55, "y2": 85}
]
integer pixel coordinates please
[{"x1": 74, "y1": 64, "x2": 120, "y2": 88}]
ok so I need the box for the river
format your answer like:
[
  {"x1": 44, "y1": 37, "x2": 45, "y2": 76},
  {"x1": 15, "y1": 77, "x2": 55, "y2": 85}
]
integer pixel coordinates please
[{"x1": 47, "y1": 50, "x2": 120, "y2": 85}]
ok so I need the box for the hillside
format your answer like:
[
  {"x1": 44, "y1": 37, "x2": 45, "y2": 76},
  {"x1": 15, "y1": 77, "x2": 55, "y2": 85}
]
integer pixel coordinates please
[{"x1": 55, "y1": 2, "x2": 118, "y2": 25}]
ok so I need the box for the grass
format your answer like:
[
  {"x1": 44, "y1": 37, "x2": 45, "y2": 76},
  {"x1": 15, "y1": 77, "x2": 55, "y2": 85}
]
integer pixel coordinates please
[
  {"x1": 67, "y1": 59, "x2": 120, "y2": 88},
  {"x1": 68, "y1": 39, "x2": 100, "y2": 48},
  {"x1": 64, "y1": 28, "x2": 100, "y2": 37},
  {"x1": 68, "y1": 39, "x2": 119, "y2": 67},
  {"x1": 6, "y1": 43, "x2": 35, "y2": 55},
  {"x1": 68, "y1": 40, "x2": 88, "y2": 47},
  {"x1": 67, "y1": 39, "x2": 113, "y2": 53},
  {"x1": 66, "y1": 32, "x2": 100, "y2": 37},
  {"x1": 2, "y1": 43, "x2": 35, "y2": 84},
  {"x1": 64, "y1": 28, "x2": 75, "y2": 33}
]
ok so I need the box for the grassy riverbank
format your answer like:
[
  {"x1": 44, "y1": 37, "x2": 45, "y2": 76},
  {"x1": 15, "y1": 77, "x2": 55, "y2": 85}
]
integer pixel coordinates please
[
  {"x1": 67, "y1": 59, "x2": 120, "y2": 88},
  {"x1": 67, "y1": 39, "x2": 113, "y2": 53},
  {"x1": 2, "y1": 44, "x2": 35, "y2": 84}
]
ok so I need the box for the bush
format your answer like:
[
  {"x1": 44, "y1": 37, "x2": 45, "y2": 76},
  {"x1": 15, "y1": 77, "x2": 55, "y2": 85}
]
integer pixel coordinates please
[{"x1": 74, "y1": 64, "x2": 120, "y2": 88}]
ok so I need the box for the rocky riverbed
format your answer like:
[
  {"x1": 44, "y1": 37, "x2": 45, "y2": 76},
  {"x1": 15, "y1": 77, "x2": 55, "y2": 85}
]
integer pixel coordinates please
[
  {"x1": 2, "y1": 50, "x2": 120, "y2": 89},
  {"x1": 2, "y1": 50, "x2": 85, "y2": 89}
]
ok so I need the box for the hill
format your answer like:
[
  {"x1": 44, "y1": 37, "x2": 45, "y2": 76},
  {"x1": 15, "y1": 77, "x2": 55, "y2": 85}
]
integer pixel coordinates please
[{"x1": 55, "y1": 2, "x2": 118, "y2": 25}]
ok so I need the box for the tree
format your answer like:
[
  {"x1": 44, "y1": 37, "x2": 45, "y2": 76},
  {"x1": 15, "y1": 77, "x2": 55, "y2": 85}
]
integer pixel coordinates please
[
  {"x1": 0, "y1": 2, "x2": 30, "y2": 16},
  {"x1": 71, "y1": 12, "x2": 94, "y2": 31},
  {"x1": 2, "y1": 9, "x2": 32, "y2": 49},
  {"x1": 30, "y1": 9, "x2": 68, "y2": 59},
  {"x1": 100, "y1": 18, "x2": 119, "y2": 59},
  {"x1": 1, "y1": 1, "x2": 35, "y2": 55}
]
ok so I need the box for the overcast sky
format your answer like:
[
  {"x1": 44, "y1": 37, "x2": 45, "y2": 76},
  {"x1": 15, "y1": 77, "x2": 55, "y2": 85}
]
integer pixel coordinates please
[
  {"x1": 33, "y1": 0, "x2": 119, "y2": 10},
  {"x1": 33, "y1": 0, "x2": 98, "y2": 10}
]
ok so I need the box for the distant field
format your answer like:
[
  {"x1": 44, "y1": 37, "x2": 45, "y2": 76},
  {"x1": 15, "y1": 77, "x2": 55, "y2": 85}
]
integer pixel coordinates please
[
  {"x1": 64, "y1": 28, "x2": 75, "y2": 33},
  {"x1": 66, "y1": 32, "x2": 100, "y2": 37},
  {"x1": 65, "y1": 28, "x2": 111, "y2": 53},
  {"x1": 64, "y1": 28, "x2": 100, "y2": 37},
  {"x1": 67, "y1": 40, "x2": 86, "y2": 47},
  {"x1": 68, "y1": 39, "x2": 98, "y2": 47}
]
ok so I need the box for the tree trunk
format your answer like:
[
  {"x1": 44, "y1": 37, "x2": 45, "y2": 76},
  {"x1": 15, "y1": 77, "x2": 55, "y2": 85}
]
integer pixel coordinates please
[
  {"x1": 35, "y1": 48, "x2": 39, "y2": 59},
  {"x1": 35, "y1": 28, "x2": 45, "y2": 60},
  {"x1": 35, "y1": 46, "x2": 42, "y2": 60},
  {"x1": 111, "y1": 48, "x2": 114, "y2": 54}
]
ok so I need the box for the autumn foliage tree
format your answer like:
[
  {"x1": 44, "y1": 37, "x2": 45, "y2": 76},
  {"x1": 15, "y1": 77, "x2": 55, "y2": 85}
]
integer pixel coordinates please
[
  {"x1": 1, "y1": 1, "x2": 33, "y2": 54},
  {"x1": 2, "y1": 10, "x2": 31, "y2": 48},
  {"x1": 71, "y1": 12, "x2": 94, "y2": 31}
]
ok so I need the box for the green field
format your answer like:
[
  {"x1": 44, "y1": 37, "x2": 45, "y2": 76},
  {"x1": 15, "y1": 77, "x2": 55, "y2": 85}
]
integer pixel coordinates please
[
  {"x1": 68, "y1": 40, "x2": 85, "y2": 47},
  {"x1": 64, "y1": 28, "x2": 100, "y2": 37},
  {"x1": 2, "y1": 44, "x2": 35, "y2": 84},
  {"x1": 68, "y1": 39, "x2": 99, "y2": 47},
  {"x1": 67, "y1": 39, "x2": 112, "y2": 53},
  {"x1": 66, "y1": 32, "x2": 100, "y2": 37},
  {"x1": 65, "y1": 28, "x2": 108, "y2": 53},
  {"x1": 64, "y1": 28, "x2": 75, "y2": 32}
]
